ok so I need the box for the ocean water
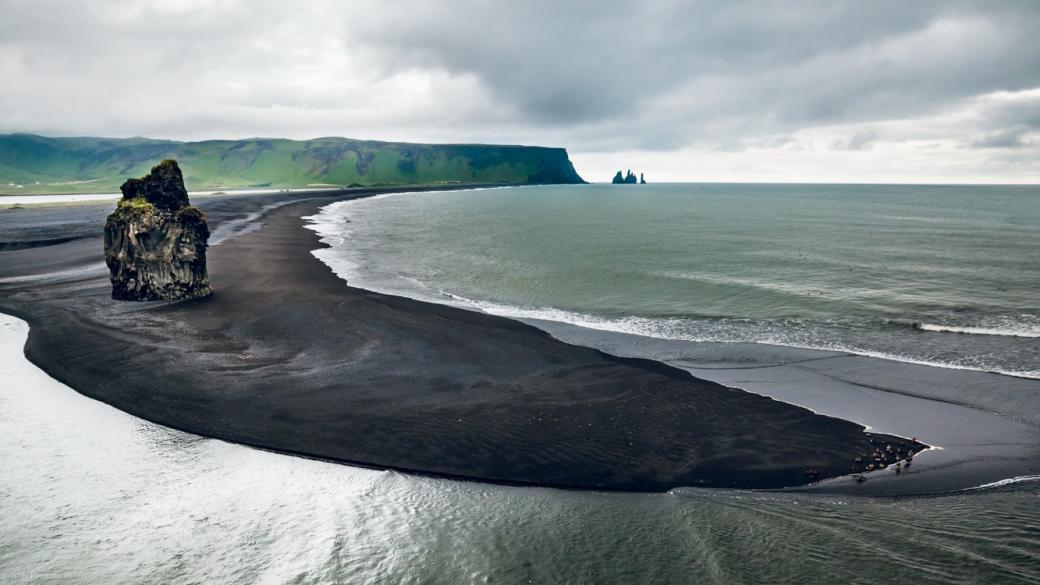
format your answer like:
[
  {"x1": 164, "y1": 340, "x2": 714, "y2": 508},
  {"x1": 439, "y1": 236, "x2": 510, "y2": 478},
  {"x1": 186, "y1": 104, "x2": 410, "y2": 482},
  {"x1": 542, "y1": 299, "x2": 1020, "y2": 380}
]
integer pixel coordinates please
[
  {"x1": 2, "y1": 313, "x2": 1038, "y2": 584},
  {"x1": 309, "y1": 183, "x2": 1040, "y2": 379}
]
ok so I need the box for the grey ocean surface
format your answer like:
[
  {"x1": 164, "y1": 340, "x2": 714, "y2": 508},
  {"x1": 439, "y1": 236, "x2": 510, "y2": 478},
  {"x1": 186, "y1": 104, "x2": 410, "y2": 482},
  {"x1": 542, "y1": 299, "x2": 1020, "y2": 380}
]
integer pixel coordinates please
[
  {"x1": 1, "y1": 314, "x2": 1038, "y2": 584},
  {"x1": 4, "y1": 184, "x2": 1040, "y2": 583},
  {"x1": 312, "y1": 183, "x2": 1040, "y2": 379}
]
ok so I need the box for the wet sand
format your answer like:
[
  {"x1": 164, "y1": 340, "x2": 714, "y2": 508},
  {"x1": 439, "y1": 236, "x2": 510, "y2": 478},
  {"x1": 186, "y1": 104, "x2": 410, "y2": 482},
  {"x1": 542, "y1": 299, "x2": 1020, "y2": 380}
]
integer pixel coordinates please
[
  {"x1": 532, "y1": 322, "x2": 1040, "y2": 495},
  {"x1": 0, "y1": 188, "x2": 941, "y2": 491}
]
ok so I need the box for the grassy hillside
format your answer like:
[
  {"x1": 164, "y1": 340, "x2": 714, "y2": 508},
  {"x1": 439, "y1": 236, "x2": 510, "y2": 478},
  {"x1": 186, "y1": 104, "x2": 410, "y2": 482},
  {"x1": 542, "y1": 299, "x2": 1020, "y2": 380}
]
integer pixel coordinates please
[{"x1": 0, "y1": 134, "x2": 585, "y2": 194}]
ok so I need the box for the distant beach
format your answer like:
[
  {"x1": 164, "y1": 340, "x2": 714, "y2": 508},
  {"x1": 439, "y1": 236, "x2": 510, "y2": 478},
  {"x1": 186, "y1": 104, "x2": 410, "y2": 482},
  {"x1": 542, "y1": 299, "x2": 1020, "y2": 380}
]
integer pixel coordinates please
[{"x1": 0, "y1": 186, "x2": 345, "y2": 207}]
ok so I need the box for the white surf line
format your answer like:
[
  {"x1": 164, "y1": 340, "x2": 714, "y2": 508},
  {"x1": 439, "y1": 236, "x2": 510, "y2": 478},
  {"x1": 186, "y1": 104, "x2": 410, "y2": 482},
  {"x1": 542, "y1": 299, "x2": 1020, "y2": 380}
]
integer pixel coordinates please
[
  {"x1": 456, "y1": 301, "x2": 1040, "y2": 381},
  {"x1": 304, "y1": 183, "x2": 523, "y2": 217},
  {"x1": 217, "y1": 186, "x2": 508, "y2": 246},
  {"x1": 0, "y1": 262, "x2": 107, "y2": 285},
  {"x1": 303, "y1": 192, "x2": 1040, "y2": 381},
  {"x1": 916, "y1": 323, "x2": 1040, "y2": 338},
  {"x1": 303, "y1": 185, "x2": 526, "y2": 291},
  {"x1": 0, "y1": 186, "x2": 344, "y2": 207},
  {"x1": 961, "y1": 475, "x2": 1040, "y2": 491}
]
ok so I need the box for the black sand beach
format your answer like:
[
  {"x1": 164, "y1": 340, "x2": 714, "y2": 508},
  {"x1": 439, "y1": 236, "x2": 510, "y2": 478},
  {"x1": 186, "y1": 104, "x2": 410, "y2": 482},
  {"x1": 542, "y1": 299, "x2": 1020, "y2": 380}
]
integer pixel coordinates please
[{"x1": 2, "y1": 188, "x2": 926, "y2": 491}]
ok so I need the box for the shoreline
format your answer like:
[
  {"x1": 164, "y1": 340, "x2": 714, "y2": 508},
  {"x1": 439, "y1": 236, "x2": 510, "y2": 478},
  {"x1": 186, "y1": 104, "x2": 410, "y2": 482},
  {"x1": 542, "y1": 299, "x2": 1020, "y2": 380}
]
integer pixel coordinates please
[
  {"x1": 0, "y1": 186, "x2": 345, "y2": 207},
  {"x1": 306, "y1": 193, "x2": 1040, "y2": 381},
  {"x1": 2, "y1": 186, "x2": 1034, "y2": 493},
  {"x1": 0, "y1": 181, "x2": 548, "y2": 208}
]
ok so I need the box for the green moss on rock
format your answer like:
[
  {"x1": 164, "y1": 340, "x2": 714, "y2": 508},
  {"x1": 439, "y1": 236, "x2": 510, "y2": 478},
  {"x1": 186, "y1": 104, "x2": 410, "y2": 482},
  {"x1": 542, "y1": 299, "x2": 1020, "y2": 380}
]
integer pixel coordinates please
[{"x1": 117, "y1": 197, "x2": 155, "y2": 211}]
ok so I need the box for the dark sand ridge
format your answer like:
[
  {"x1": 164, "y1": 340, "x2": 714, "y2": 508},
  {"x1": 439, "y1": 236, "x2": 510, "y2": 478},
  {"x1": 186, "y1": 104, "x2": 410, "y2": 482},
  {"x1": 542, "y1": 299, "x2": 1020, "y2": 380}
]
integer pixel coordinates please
[
  {"x1": 1, "y1": 188, "x2": 922, "y2": 491},
  {"x1": 531, "y1": 322, "x2": 1040, "y2": 495}
]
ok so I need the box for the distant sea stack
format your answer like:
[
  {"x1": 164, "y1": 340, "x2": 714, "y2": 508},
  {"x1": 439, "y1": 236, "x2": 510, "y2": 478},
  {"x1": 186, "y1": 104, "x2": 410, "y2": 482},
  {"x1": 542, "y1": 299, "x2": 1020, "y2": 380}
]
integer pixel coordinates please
[
  {"x1": 104, "y1": 160, "x2": 211, "y2": 301},
  {"x1": 611, "y1": 169, "x2": 646, "y2": 184}
]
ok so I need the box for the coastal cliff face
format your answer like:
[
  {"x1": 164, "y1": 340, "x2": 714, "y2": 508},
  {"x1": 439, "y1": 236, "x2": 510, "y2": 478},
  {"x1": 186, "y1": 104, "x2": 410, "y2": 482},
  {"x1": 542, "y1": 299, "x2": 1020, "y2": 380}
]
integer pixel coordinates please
[
  {"x1": 104, "y1": 160, "x2": 211, "y2": 301},
  {"x1": 0, "y1": 133, "x2": 586, "y2": 193}
]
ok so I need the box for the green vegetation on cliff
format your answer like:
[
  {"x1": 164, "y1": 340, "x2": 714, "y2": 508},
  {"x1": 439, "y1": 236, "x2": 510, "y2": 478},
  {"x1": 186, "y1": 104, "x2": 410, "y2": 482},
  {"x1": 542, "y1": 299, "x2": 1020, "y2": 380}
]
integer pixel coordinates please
[{"x1": 0, "y1": 134, "x2": 585, "y2": 194}]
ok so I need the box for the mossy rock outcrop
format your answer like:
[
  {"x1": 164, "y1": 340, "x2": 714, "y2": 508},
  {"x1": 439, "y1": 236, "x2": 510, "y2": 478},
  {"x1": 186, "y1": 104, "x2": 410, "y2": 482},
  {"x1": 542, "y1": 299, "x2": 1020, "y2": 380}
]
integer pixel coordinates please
[{"x1": 104, "y1": 160, "x2": 211, "y2": 301}]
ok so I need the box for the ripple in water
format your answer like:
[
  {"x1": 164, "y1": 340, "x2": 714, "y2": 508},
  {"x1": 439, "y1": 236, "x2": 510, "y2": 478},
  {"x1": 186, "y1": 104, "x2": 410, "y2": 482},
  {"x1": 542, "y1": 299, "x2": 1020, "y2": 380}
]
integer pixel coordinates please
[
  {"x1": 1, "y1": 313, "x2": 1039, "y2": 584},
  {"x1": 306, "y1": 183, "x2": 1040, "y2": 379}
]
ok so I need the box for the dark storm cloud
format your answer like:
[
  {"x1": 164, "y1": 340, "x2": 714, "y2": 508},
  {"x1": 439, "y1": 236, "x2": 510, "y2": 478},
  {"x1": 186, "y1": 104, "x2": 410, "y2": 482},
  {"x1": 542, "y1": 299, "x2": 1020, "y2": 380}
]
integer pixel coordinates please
[
  {"x1": 360, "y1": 1, "x2": 928, "y2": 123},
  {"x1": 1, "y1": 0, "x2": 1039, "y2": 180},
  {"x1": 351, "y1": 1, "x2": 1040, "y2": 145}
]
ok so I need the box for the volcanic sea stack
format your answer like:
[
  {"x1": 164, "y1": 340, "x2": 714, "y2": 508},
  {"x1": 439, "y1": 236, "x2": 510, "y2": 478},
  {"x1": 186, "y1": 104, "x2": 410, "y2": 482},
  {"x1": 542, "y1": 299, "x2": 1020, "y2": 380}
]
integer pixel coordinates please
[{"x1": 104, "y1": 160, "x2": 211, "y2": 301}]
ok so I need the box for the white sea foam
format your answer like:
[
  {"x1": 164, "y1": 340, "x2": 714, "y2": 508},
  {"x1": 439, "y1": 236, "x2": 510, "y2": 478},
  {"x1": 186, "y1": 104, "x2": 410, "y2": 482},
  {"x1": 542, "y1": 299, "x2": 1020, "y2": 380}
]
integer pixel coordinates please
[
  {"x1": 0, "y1": 262, "x2": 107, "y2": 284},
  {"x1": 963, "y1": 475, "x2": 1040, "y2": 491},
  {"x1": 303, "y1": 185, "x2": 516, "y2": 296},
  {"x1": 916, "y1": 322, "x2": 1040, "y2": 338},
  {"x1": 447, "y1": 295, "x2": 1040, "y2": 380}
]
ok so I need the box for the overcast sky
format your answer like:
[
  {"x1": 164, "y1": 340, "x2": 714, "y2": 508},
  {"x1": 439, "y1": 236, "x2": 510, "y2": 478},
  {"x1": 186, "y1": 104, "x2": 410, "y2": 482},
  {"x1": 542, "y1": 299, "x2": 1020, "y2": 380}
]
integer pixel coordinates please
[{"x1": 2, "y1": 0, "x2": 1039, "y2": 183}]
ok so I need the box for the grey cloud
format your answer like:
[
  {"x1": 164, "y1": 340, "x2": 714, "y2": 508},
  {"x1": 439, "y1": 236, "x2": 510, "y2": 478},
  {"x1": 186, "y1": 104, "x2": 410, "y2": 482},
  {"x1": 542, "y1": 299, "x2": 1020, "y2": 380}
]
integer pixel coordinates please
[
  {"x1": 965, "y1": 91, "x2": 1040, "y2": 149},
  {"x1": 971, "y1": 126, "x2": 1036, "y2": 149},
  {"x1": 0, "y1": 0, "x2": 1039, "y2": 181},
  {"x1": 831, "y1": 130, "x2": 880, "y2": 151},
  {"x1": 349, "y1": 1, "x2": 1040, "y2": 146}
]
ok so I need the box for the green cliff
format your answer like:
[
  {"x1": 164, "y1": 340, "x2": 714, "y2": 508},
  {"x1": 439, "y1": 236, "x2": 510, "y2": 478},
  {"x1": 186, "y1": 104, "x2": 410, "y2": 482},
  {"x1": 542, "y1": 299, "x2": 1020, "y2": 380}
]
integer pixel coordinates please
[{"x1": 0, "y1": 134, "x2": 585, "y2": 194}]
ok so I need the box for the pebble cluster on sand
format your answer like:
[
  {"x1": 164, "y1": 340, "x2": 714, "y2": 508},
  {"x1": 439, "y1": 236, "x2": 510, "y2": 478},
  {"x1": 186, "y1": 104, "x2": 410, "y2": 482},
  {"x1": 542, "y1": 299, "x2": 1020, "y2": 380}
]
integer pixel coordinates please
[{"x1": 849, "y1": 434, "x2": 923, "y2": 483}]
